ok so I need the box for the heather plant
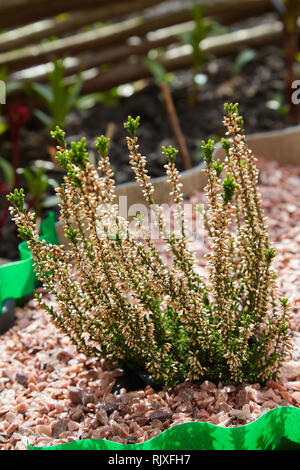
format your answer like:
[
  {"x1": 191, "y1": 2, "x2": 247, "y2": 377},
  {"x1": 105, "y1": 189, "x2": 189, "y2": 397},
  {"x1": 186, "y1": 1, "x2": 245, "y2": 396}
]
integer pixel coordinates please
[{"x1": 8, "y1": 104, "x2": 292, "y2": 387}]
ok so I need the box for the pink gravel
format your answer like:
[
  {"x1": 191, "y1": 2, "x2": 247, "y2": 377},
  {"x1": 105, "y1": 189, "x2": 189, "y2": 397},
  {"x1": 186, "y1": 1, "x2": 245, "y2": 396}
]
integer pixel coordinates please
[{"x1": 0, "y1": 158, "x2": 299, "y2": 450}]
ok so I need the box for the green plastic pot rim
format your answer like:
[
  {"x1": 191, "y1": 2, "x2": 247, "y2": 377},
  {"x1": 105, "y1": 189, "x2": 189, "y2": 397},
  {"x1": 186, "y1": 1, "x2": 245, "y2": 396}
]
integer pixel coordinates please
[{"x1": 0, "y1": 211, "x2": 59, "y2": 313}]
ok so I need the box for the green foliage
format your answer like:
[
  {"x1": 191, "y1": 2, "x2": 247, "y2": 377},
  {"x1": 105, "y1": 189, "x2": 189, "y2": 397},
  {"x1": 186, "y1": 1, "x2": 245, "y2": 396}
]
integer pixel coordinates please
[
  {"x1": 32, "y1": 59, "x2": 82, "y2": 130},
  {"x1": 232, "y1": 49, "x2": 257, "y2": 77},
  {"x1": 221, "y1": 174, "x2": 238, "y2": 204},
  {"x1": 8, "y1": 105, "x2": 291, "y2": 387},
  {"x1": 279, "y1": 297, "x2": 289, "y2": 307},
  {"x1": 143, "y1": 57, "x2": 172, "y2": 85},
  {"x1": 68, "y1": 138, "x2": 89, "y2": 170},
  {"x1": 65, "y1": 226, "x2": 79, "y2": 245},
  {"x1": 96, "y1": 135, "x2": 110, "y2": 157},
  {"x1": 212, "y1": 158, "x2": 225, "y2": 178},
  {"x1": 221, "y1": 138, "x2": 231, "y2": 155},
  {"x1": 178, "y1": 4, "x2": 212, "y2": 70},
  {"x1": 6, "y1": 188, "x2": 25, "y2": 211},
  {"x1": 56, "y1": 151, "x2": 71, "y2": 172},
  {"x1": 162, "y1": 145, "x2": 178, "y2": 163},
  {"x1": 124, "y1": 115, "x2": 140, "y2": 138},
  {"x1": 201, "y1": 139, "x2": 215, "y2": 165},
  {"x1": 224, "y1": 102, "x2": 239, "y2": 115},
  {"x1": 50, "y1": 126, "x2": 66, "y2": 149},
  {"x1": 76, "y1": 88, "x2": 121, "y2": 110},
  {"x1": 55, "y1": 144, "x2": 82, "y2": 186},
  {"x1": 264, "y1": 247, "x2": 276, "y2": 265},
  {"x1": 18, "y1": 167, "x2": 49, "y2": 197},
  {"x1": 177, "y1": 3, "x2": 212, "y2": 106},
  {"x1": 133, "y1": 212, "x2": 144, "y2": 223},
  {"x1": 17, "y1": 166, "x2": 59, "y2": 213},
  {"x1": 0, "y1": 156, "x2": 14, "y2": 187},
  {"x1": 17, "y1": 226, "x2": 34, "y2": 241}
]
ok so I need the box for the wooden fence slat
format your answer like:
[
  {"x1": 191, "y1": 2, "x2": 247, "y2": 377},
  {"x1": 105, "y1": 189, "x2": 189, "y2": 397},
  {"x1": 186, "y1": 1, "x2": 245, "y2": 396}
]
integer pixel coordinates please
[
  {"x1": 0, "y1": 0, "x2": 115, "y2": 30},
  {"x1": 0, "y1": 0, "x2": 43, "y2": 12},
  {"x1": 80, "y1": 21, "x2": 284, "y2": 93},
  {"x1": 11, "y1": 3, "x2": 275, "y2": 84},
  {"x1": 0, "y1": 0, "x2": 166, "y2": 54},
  {"x1": 1, "y1": 0, "x2": 274, "y2": 73}
]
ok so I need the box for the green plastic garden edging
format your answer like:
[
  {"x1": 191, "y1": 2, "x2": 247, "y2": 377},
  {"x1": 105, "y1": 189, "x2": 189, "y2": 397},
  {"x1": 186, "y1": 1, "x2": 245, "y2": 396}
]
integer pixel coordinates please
[
  {"x1": 28, "y1": 406, "x2": 300, "y2": 450},
  {"x1": 1, "y1": 215, "x2": 299, "y2": 451},
  {"x1": 0, "y1": 211, "x2": 59, "y2": 311}
]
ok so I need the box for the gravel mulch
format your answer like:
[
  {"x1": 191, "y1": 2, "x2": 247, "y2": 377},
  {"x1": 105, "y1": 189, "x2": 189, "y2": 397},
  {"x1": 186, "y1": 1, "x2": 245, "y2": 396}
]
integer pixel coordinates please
[{"x1": 0, "y1": 158, "x2": 299, "y2": 450}]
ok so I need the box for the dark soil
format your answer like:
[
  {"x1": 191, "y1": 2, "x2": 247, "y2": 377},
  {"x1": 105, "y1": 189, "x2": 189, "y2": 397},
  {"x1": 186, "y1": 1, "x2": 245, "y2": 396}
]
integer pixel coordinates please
[{"x1": 0, "y1": 45, "x2": 296, "y2": 261}]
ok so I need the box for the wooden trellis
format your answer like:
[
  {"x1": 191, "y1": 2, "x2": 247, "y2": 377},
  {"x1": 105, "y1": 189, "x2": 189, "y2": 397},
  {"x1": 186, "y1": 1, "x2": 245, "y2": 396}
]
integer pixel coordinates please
[{"x1": 0, "y1": 0, "x2": 285, "y2": 94}]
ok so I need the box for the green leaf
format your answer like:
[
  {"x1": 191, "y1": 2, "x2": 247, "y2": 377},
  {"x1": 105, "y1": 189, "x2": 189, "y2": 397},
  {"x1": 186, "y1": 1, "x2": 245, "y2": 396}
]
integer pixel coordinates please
[
  {"x1": 221, "y1": 138, "x2": 231, "y2": 155},
  {"x1": 17, "y1": 226, "x2": 34, "y2": 241},
  {"x1": 232, "y1": 49, "x2": 256, "y2": 77},
  {"x1": 69, "y1": 138, "x2": 89, "y2": 169},
  {"x1": 124, "y1": 115, "x2": 140, "y2": 138},
  {"x1": 32, "y1": 60, "x2": 82, "y2": 130},
  {"x1": 50, "y1": 126, "x2": 66, "y2": 149},
  {"x1": 19, "y1": 167, "x2": 49, "y2": 197},
  {"x1": 32, "y1": 83, "x2": 53, "y2": 106},
  {"x1": 6, "y1": 188, "x2": 25, "y2": 211},
  {"x1": 96, "y1": 135, "x2": 110, "y2": 157},
  {"x1": 34, "y1": 109, "x2": 54, "y2": 130},
  {"x1": 212, "y1": 158, "x2": 225, "y2": 178},
  {"x1": 221, "y1": 174, "x2": 238, "y2": 204},
  {"x1": 178, "y1": 4, "x2": 212, "y2": 69},
  {"x1": 0, "y1": 66, "x2": 8, "y2": 83},
  {"x1": 264, "y1": 247, "x2": 276, "y2": 265},
  {"x1": 143, "y1": 57, "x2": 169, "y2": 85},
  {"x1": 6, "y1": 81, "x2": 24, "y2": 95},
  {"x1": 0, "y1": 121, "x2": 7, "y2": 135},
  {"x1": 201, "y1": 139, "x2": 215, "y2": 165},
  {"x1": 67, "y1": 74, "x2": 83, "y2": 111},
  {"x1": 64, "y1": 226, "x2": 79, "y2": 244},
  {"x1": 76, "y1": 89, "x2": 120, "y2": 110},
  {"x1": 162, "y1": 145, "x2": 178, "y2": 163},
  {"x1": 0, "y1": 156, "x2": 14, "y2": 187}
]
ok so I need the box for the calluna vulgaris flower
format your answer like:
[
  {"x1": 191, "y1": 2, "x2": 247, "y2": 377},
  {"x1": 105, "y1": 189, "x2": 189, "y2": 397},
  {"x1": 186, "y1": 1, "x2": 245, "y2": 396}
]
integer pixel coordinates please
[{"x1": 7, "y1": 103, "x2": 292, "y2": 387}]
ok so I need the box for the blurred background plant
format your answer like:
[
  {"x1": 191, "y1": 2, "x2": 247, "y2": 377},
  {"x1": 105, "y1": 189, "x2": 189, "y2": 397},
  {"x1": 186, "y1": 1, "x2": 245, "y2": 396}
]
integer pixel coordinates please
[
  {"x1": 76, "y1": 87, "x2": 121, "y2": 111},
  {"x1": 0, "y1": 100, "x2": 58, "y2": 232},
  {"x1": 177, "y1": 4, "x2": 212, "y2": 107},
  {"x1": 31, "y1": 59, "x2": 82, "y2": 130},
  {"x1": 16, "y1": 166, "x2": 58, "y2": 213},
  {"x1": 0, "y1": 66, "x2": 25, "y2": 136},
  {"x1": 231, "y1": 48, "x2": 257, "y2": 78}
]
